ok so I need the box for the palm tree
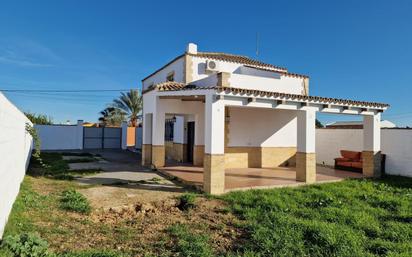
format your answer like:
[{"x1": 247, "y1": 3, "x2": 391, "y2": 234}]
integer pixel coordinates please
[
  {"x1": 98, "y1": 107, "x2": 126, "y2": 126},
  {"x1": 111, "y1": 89, "x2": 142, "y2": 127}
]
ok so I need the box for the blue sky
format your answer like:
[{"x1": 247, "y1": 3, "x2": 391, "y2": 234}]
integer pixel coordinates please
[{"x1": 1, "y1": 0, "x2": 411, "y2": 126}]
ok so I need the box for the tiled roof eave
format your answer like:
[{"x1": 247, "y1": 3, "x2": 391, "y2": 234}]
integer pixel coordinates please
[{"x1": 217, "y1": 87, "x2": 389, "y2": 109}]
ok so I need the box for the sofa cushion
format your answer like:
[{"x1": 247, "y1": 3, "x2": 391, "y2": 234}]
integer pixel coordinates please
[
  {"x1": 351, "y1": 162, "x2": 363, "y2": 169},
  {"x1": 335, "y1": 157, "x2": 351, "y2": 162},
  {"x1": 336, "y1": 161, "x2": 354, "y2": 167},
  {"x1": 341, "y1": 150, "x2": 361, "y2": 161}
]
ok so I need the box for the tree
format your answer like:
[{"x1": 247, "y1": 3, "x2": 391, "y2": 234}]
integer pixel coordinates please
[
  {"x1": 24, "y1": 112, "x2": 53, "y2": 125},
  {"x1": 316, "y1": 119, "x2": 324, "y2": 128},
  {"x1": 98, "y1": 107, "x2": 126, "y2": 127},
  {"x1": 110, "y1": 89, "x2": 142, "y2": 127}
]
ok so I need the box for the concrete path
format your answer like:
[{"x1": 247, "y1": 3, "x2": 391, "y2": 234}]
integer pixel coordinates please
[{"x1": 67, "y1": 150, "x2": 179, "y2": 189}]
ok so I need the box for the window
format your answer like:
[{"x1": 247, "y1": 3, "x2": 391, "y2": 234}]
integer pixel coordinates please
[{"x1": 166, "y1": 71, "x2": 175, "y2": 82}]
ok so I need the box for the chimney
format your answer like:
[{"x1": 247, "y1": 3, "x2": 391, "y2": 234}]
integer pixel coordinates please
[{"x1": 186, "y1": 43, "x2": 197, "y2": 54}]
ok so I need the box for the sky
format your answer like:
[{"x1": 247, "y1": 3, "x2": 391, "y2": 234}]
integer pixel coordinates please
[{"x1": 0, "y1": 0, "x2": 411, "y2": 126}]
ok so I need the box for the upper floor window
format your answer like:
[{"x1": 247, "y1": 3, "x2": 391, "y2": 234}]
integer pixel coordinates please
[{"x1": 166, "y1": 71, "x2": 175, "y2": 82}]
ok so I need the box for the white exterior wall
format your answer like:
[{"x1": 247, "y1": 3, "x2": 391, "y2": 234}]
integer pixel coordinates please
[
  {"x1": 142, "y1": 56, "x2": 185, "y2": 90},
  {"x1": 229, "y1": 74, "x2": 304, "y2": 94},
  {"x1": 191, "y1": 56, "x2": 305, "y2": 94},
  {"x1": 0, "y1": 93, "x2": 33, "y2": 238},
  {"x1": 316, "y1": 129, "x2": 412, "y2": 177},
  {"x1": 35, "y1": 124, "x2": 83, "y2": 150},
  {"x1": 228, "y1": 107, "x2": 297, "y2": 147},
  {"x1": 173, "y1": 116, "x2": 185, "y2": 144}
]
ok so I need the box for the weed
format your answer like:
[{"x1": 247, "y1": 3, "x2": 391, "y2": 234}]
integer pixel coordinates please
[
  {"x1": 59, "y1": 190, "x2": 91, "y2": 214},
  {"x1": 1, "y1": 233, "x2": 54, "y2": 257}
]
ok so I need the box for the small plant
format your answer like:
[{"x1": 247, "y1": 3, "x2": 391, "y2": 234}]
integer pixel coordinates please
[
  {"x1": 60, "y1": 250, "x2": 127, "y2": 257},
  {"x1": 59, "y1": 190, "x2": 91, "y2": 214},
  {"x1": 177, "y1": 193, "x2": 197, "y2": 211},
  {"x1": 1, "y1": 233, "x2": 54, "y2": 257}
]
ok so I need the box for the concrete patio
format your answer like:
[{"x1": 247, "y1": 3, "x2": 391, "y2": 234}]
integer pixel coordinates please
[{"x1": 158, "y1": 164, "x2": 364, "y2": 193}]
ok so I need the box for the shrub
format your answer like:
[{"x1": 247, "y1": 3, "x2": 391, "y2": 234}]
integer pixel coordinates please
[
  {"x1": 177, "y1": 193, "x2": 197, "y2": 211},
  {"x1": 167, "y1": 224, "x2": 213, "y2": 257},
  {"x1": 59, "y1": 190, "x2": 91, "y2": 214},
  {"x1": 1, "y1": 233, "x2": 54, "y2": 257}
]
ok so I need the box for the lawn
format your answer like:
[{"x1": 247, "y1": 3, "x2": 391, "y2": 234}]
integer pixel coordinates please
[{"x1": 1, "y1": 153, "x2": 411, "y2": 257}]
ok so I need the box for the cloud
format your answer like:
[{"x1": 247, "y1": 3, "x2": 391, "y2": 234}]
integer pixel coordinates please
[{"x1": 0, "y1": 39, "x2": 61, "y2": 68}]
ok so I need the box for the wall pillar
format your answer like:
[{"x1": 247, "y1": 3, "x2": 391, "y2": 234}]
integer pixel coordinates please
[
  {"x1": 76, "y1": 120, "x2": 84, "y2": 150},
  {"x1": 151, "y1": 99, "x2": 165, "y2": 168},
  {"x1": 121, "y1": 121, "x2": 128, "y2": 150},
  {"x1": 363, "y1": 113, "x2": 382, "y2": 177},
  {"x1": 142, "y1": 113, "x2": 152, "y2": 166},
  {"x1": 194, "y1": 110, "x2": 205, "y2": 166},
  {"x1": 296, "y1": 110, "x2": 316, "y2": 183},
  {"x1": 203, "y1": 94, "x2": 225, "y2": 194}
]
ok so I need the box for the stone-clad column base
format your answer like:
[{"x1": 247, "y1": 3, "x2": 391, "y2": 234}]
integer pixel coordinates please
[
  {"x1": 193, "y1": 145, "x2": 205, "y2": 166},
  {"x1": 142, "y1": 144, "x2": 152, "y2": 166},
  {"x1": 152, "y1": 145, "x2": 165, "y2": 168},
  {"x1": 296, "y1": 152, "x2": 316, "y2": 183},
  {"x1": 203, "y1": 154, "x2": 225, "y2": 195},
  {"x1": 362, "y1": 151, "x2": 382, "y2": 177}
]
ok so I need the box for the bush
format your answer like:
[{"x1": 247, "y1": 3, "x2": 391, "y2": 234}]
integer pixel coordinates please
[
  {"x1": 59, "y1": 190, "x2": 91, "y2": 214},
  {"x1": 1, "y1": 233, "x2": 54, "y2": 257},
  {"x1": 167, "y1": 224, "x2": 213, "y2": 257},
  {"x1": 177, "y1": 193, "x2": 197, "y2": 211}
]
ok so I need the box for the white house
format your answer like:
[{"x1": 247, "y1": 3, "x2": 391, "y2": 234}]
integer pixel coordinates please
[{"x1": 141, "y1": 43, "x2": 389, "y2": 194}]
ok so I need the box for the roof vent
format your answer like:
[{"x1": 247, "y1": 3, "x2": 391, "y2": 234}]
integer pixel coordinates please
[{"x1": 186, "y1": 43, "x2": 197, "y2": 54}]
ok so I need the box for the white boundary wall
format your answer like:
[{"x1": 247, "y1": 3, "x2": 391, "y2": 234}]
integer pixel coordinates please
[
  {"x1": 316, "y1": 129, "x2": 412, "y2": 177},
  {"x1": 35, "y1": 121, "x2": 83, "y2": 150},
  {"x1": 0, "y1": 93, "x2": 33, "y2": 238}
]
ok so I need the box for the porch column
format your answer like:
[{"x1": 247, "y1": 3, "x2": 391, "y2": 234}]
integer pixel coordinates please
[
  {"x1": 194, "y1": 110, "x2": 205, "y2": 166},
  {"x1": 203, "y1": 94, "x2": 225, "y2": 194},
  {"x1": 151, "y1": 108, "x2": 166, "y2": 168},
  {"x1": 296, "y1": 109, "x2": 316, "y2": 183},
  {"x1": 142, "y1": 113, "x2": 152, "y2": 166},
  {"x1": 362, "y1": 113, "x2": 381, "y2": 177}
]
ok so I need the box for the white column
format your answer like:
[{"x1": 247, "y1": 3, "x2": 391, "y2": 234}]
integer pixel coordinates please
[
  {"x1": 76, "y1": 120, "x2": 84, "y2": 150},
  {"x1": 296, "y1": 110, "x2": 316, "y2": 183},
  {"x1": 362, "y1": 113, "x2": 382, "y2": 177},
  {"x1": 121, "y1": 121, "x2": 128, "y2": 150},
  {"x1": 203, "y1": 94, "x2": 225, "y2": 195},
  {"x1": 141, "y1": 113, "x2": 152, "y2": 165},
  {"x1": 151, "y1": 97, "x2": 165, "y2": 167},
  {"x1": 363, "y1": 113, "x2": 381, "y2": 152},
  {"x1": 204, "y1": 95, "x2": 225, "y2": 155},
  {"x1": 297, "y1": 110, "x2": 316, "y2": 153}
]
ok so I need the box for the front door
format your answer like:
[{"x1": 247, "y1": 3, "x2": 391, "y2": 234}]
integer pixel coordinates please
[{"x1": 187, "y1": 122, "x2": 195, "y2": 163}]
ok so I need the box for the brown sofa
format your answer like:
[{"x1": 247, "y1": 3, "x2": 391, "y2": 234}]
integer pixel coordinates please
[{"x1": 334, "y1": 150, "x2": 363, "y2": 172}]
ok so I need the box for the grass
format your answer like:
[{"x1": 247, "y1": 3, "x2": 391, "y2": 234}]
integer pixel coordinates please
[
  {"x1": 3, "y1": 151, "x2": 412, "y2": 256},
  {"x1": 166, "y1": 224, "x2": 213, "y2": 257},
  {"x1": 59, "y1": 189, "x2": 91, "y2": 214},
  {"x1": 177, "y1": 193, "x2": 197, "y2": 211},
  {"x1": 28, "y1": 152, "x2": 101, "y2": 180},
  {"x1": 222, "y1": 176, "x2": 412, "y2": 257}
]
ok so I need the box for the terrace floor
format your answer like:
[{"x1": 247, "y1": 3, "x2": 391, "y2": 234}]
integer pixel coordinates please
[{"x1": 158, "y1": 164, "x2": 365, "y2": 192}]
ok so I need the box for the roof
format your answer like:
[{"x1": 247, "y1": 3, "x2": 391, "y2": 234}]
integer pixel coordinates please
[
  {"x1": 189, "y1": 52, "x2": 288, "y2": 72},
  {"x1": 326, "y1": 120, "x2": 396, "y2": 128},
  {"x1": 143, "y1": 82, "x2": 390, "y2": 109},
  {"x1": 142, "y1": 51, "x2": 295, "y2": 82}
]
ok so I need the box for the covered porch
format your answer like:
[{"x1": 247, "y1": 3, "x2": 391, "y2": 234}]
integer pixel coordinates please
[
  {"x1": 142, "y1": 83, "x2": 388, "y2": 195},
  {"x1": 158, "y1": 164, "x2": 364, "y2": 193}
]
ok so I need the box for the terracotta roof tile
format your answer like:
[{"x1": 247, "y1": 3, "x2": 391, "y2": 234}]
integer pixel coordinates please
[
  {"x1": 190, "y1": 52, "x2": 288, "y2": 72},
  {"x1": 218, "y1": 87, "x2": 389, "y2": 108}
]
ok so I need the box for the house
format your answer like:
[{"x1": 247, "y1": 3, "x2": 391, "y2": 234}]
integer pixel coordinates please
[
  {"x1": 325, "y1": 120, "x2": 396, "y2": 129},
  {"x1": 141, "y1": 43, "x2": 389, "y2": 194}
]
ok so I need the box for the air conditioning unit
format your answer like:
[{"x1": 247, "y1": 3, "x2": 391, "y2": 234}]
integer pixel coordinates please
[{"x1": 205, "y1": 60, "x2": 219, "y2": 72}]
